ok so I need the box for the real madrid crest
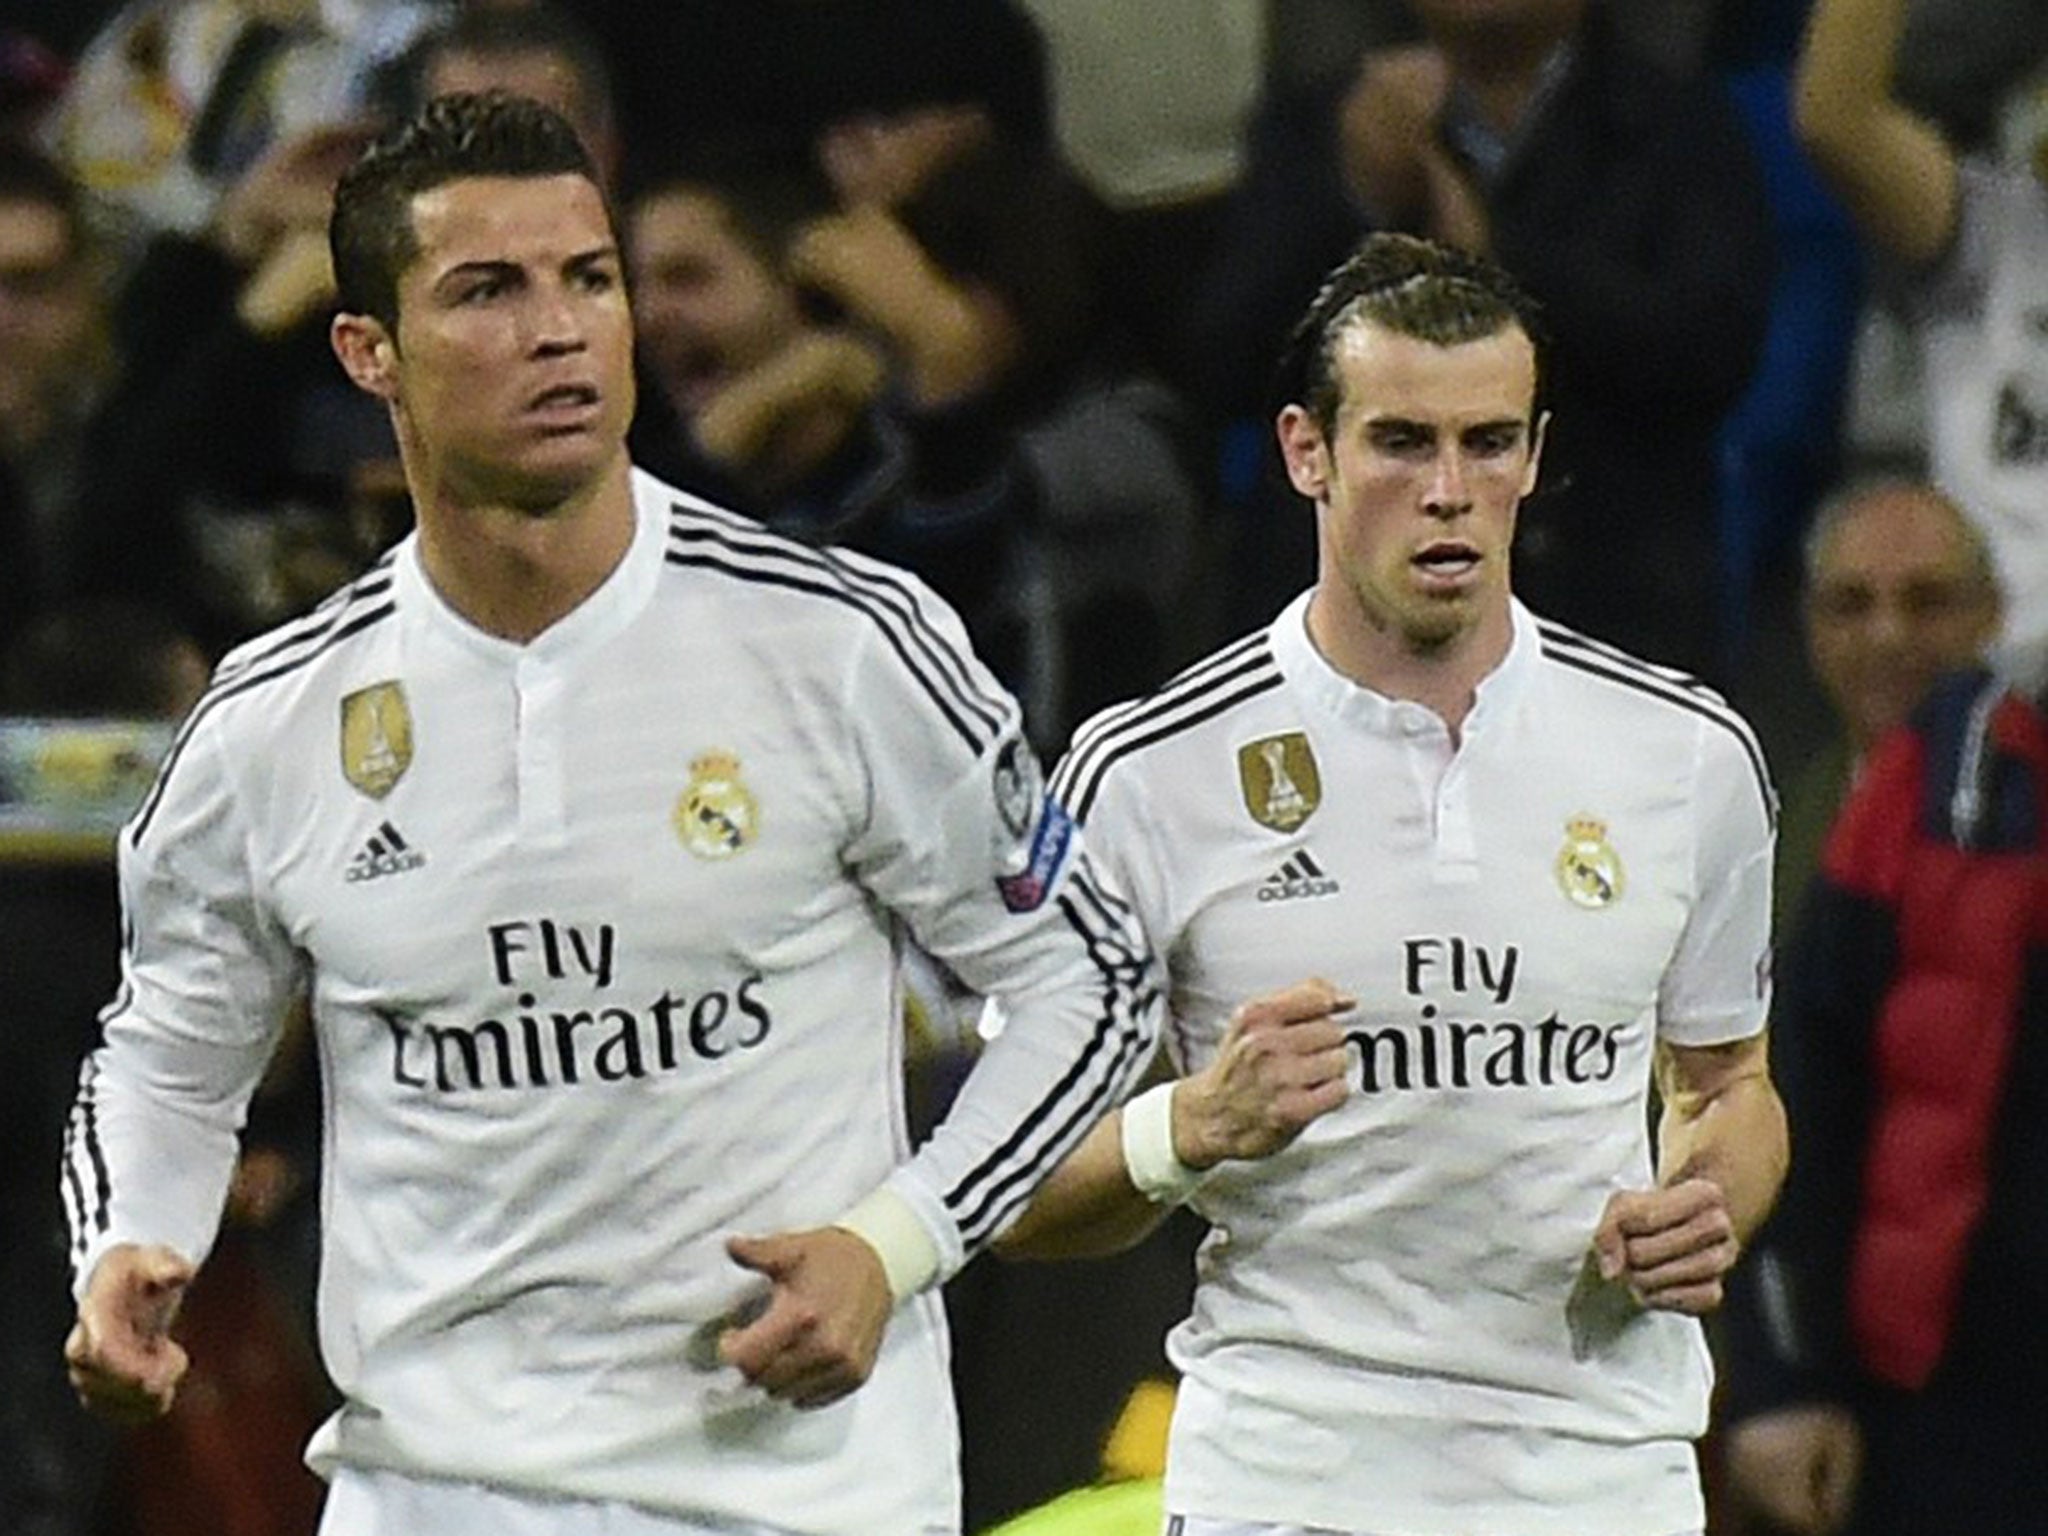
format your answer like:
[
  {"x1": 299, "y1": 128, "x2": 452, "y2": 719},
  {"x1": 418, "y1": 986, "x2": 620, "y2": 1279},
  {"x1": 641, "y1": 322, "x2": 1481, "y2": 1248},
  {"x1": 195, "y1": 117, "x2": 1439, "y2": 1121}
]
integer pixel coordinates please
[
  {"x1": 340, "y1": 682, "x2": 413, "y2": 800},
  {"x1": 1238, "y1": 731, "x2": 1321, "y2": 833},
  {"x1": 675, "y1": 750, "x2": 759, "y2": 859},
  {"x1": 1555, "y1": 814, "x2": 1624, "y2": 909}
]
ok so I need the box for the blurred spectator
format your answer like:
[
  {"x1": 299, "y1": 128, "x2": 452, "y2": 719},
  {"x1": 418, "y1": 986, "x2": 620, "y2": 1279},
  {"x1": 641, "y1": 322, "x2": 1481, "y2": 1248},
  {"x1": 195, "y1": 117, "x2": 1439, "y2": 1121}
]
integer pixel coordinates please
[
  {"x1": 1773, "y1": 478, "x2": 2001, "y2": 918},
  {"x1": 628, "y1": 140, "x2": 876, "y2": 509},
  {"x1": 1795, "y1": 0, "x2": 2048, "y2": 689},
  {"x1": 629, "y1": 123, "x2": 1204, "y2": 752},
  {"x1": 47, "y1": 0, "x2": 444, "y2": 256},
  {"x1": 1192, "y1": 0, "x2": 1775, "y2": 675},
  {"x1": 1718, "y1": 661, "x2": 2048, "y2": 1535},
  {"x1": 0, "y1": 142, "x2": 118, "y2": 651},
  {"x1": 625, "y1": 135, "x2": 1015, "y2": 596},
  {"x1": 753, "y1": 11, "x2": 1208, "y2": 746}
]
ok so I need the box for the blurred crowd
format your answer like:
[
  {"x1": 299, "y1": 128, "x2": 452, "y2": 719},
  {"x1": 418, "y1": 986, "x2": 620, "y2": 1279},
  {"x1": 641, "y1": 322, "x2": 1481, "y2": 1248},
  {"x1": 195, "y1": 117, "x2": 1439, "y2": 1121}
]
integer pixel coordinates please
[{"x1": 3, "y1": 2, "x2": 2044, "y2": 1534}]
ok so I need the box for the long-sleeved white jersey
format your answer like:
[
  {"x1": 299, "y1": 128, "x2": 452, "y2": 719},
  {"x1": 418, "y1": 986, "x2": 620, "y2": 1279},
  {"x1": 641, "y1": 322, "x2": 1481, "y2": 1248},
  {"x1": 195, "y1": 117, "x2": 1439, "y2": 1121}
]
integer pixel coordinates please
[{"x1": 62, "y1": 471, "x2": 1159, "y2": 1535}]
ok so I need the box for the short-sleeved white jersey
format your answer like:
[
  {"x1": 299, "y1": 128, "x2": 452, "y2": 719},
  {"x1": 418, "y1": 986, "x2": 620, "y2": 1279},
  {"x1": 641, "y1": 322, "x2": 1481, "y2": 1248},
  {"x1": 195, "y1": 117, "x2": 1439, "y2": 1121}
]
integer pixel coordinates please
[
  {"x1": 1052, "y1": 595, "x2": 1776, "y2": 1536},
  {"x1": 62, "y1": 471, "x2": 1159, "y2": 1536}
]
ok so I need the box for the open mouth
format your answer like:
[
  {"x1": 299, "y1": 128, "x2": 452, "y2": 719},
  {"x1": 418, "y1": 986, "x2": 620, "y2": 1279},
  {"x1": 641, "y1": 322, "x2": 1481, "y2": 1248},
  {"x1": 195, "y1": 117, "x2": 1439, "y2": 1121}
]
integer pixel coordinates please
[
  {"x1": 526, "y1": 384, "x2": 604, "y2": 433},
  {"x1": 529, "y1": 383, "x2": 600, "y2": 412},
  {"x1": 1412, "y1": 542, "x2": 1481, "y2": 581}
]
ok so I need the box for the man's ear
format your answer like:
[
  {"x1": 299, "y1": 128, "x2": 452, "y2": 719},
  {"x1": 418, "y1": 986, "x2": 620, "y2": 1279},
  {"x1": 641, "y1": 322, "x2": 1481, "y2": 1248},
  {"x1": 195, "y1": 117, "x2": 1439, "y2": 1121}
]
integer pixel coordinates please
[
  {"x1": 1276, "y1": 404, "x2": 1330, "y2": 503},
  {"x1": 331, "y1": 312, "x2": 400, "y2": 401},
  {"x1": 1522, "y1": 408, "x2": 1551, "y2": 499}
]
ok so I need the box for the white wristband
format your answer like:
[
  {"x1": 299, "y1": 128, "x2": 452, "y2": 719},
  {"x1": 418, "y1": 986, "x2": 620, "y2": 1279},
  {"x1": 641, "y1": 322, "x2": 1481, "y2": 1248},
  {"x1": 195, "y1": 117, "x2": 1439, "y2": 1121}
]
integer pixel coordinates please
[
  {"x1": 1121, "y1": 1081, "x2": 1208, "y2": 1206},
  {"x1": 833, "y1": 1185, "x2": 942, "y2": 1304}
]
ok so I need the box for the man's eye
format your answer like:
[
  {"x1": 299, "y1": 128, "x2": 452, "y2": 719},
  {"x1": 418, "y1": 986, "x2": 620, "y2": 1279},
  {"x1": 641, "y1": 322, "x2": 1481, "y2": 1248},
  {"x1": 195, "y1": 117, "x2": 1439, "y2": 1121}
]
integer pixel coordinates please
[
  {"x1": 1373, "y1": 428, "x2": 1430, "y2": 454},
  {"x1": 1813, "y1": 589, "x2": 1874, "y2": 621}
]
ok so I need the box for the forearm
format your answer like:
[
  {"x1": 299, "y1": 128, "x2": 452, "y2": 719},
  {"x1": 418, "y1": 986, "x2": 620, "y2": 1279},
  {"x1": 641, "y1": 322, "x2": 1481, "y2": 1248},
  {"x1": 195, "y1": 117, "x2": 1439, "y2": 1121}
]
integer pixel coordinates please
[
  {"x1": 1793, "y1": 0, "x2": 1956, "y2": 263},
  {"x1": 998, "y1": 977, "x2": 1357, "y2": 1259},
  {"x1": 1794, "y1": 0, "x2": 1907, "y2": 146},
  {"x1": 992, "y1": 1107, "x2": 1168, "y2": 1260},
  {"x1": 892, "y1": 853, "x2": 1161, "y2": 1277},
  {"x1": 1657, "y1": 1039, "x2": 1789, "y2": 1244},
  {"x1": 65, "y1": 1033, "x2": 247, "y2": 1296}
]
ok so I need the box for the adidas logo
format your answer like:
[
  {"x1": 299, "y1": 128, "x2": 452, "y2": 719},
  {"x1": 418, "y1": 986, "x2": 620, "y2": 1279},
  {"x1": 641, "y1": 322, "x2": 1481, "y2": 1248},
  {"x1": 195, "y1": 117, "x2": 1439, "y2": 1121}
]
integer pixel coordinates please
[
  {"x1": 1257, "y1": 849, "x2": 1339, "y2": 903},
  {"x1": 346, "y1": 820, "x2": 427, "y2": 883}
]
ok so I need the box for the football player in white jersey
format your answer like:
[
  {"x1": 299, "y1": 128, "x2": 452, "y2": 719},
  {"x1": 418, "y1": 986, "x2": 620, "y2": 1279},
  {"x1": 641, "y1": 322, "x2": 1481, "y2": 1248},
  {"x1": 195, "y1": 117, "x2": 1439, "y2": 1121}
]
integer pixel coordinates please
[
  {"x1": 1003, "y1": 233, "x2": 1789, "y2": 1536},
  {"x1": 60, "y1": 93, "x2": 1160, "y2": 1536}
]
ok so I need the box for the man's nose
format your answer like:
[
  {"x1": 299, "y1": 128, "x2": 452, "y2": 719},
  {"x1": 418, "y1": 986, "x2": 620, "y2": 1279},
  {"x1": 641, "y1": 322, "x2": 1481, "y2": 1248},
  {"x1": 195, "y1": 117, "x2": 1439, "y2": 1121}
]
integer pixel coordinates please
[
  {"x1": 1863, "y1": 595, "x2": 1915, "y2": 647},
  {"x1": 1425, "y1": 446, "x2": 1471, "y2": 514},
  {"x1": 529, "y1": 282, "x2": 587, "y2": 352}
]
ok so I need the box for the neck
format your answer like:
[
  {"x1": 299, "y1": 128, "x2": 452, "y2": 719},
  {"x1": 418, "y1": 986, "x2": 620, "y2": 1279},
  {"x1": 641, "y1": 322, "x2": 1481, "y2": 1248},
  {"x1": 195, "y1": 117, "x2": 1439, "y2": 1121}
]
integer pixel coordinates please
[
  {"x1": 412, "y1": 452, "x2": 637, "y2": 643},
  {"x1": 1304, "y1": 587, "x2": 1514, "y2": 742}
]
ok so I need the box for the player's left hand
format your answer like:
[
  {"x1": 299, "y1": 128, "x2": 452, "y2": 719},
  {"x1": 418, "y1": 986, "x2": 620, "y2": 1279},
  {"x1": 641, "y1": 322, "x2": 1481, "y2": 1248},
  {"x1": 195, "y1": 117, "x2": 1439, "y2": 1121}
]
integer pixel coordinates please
[
  {"x1": 1590, "y1": 1177, "x2": 1739, "y2": 1315},
  {"x1": 718, "y1": 1227, "x2": 892, "y2": 1409}
]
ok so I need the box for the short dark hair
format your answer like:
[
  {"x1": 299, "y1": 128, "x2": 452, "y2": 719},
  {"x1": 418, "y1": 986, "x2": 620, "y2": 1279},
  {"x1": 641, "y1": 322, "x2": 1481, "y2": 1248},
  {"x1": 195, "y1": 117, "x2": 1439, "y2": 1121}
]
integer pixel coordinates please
[
  {"x1": 1272, "y1": 232, "x2": 1548, "y2": 435},
  {"x1": 330, "y1": 90, "x2": 603, "y2": 329}
]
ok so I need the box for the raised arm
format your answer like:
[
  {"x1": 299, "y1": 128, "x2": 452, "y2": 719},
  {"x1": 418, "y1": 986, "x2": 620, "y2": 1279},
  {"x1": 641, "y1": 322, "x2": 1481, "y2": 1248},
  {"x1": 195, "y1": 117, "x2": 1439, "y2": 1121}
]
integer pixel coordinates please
[{"x1": 1794, "y1": 0, "x2": 1959, "y2": 267}]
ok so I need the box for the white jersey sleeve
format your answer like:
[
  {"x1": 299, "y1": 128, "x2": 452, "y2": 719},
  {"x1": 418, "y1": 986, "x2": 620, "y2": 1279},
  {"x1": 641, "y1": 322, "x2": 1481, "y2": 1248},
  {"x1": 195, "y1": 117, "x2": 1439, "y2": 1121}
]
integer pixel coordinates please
[
  {"x1": 63, "y1": 707, "x2": 305, "y2": 1294},
  {"x1": 836, "y1": 573, "x2": 1162, "y2": 1276},
  {"x1": 1657, "y1": 710, "x2": 1777, "y2": 1046}
]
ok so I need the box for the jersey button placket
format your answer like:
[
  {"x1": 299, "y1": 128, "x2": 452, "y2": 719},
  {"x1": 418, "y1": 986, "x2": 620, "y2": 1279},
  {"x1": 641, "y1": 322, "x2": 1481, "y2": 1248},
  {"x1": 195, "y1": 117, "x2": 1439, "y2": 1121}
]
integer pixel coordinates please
[
  {"x1": 1433, "y1": 752, "x2": 1478, "y2": 878},
  {"x1": 514, "y1": 656, "x2": 570, "y2": 841}
]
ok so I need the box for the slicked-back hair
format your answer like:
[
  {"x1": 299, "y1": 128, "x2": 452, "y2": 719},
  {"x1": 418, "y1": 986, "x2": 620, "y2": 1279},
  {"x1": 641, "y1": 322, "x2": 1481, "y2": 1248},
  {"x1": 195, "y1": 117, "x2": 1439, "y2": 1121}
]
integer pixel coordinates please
[
  {"x1": 330, "y1": 91, "x2": 604, "y2": 331},
  {"x1": 1271, "y1": 232, "x2": 1549, "y2": 437}
]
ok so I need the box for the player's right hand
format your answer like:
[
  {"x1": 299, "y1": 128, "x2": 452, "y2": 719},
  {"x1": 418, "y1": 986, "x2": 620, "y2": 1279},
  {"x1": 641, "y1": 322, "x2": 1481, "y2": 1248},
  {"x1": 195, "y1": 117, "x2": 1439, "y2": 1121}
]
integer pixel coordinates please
[
  {"x1": 65, "y1": 1243, "x2": 195, "y2": 1423},
  {"x1": 1173, "y1": 977, "x2": 1356, "y2": 1169},
  {"x1": 719, "y1": 1227, "x2": 891, "y2": 1410},
  {"x1": 1723, "y1": 1405, "x2": 1863, "y2": 1535}
]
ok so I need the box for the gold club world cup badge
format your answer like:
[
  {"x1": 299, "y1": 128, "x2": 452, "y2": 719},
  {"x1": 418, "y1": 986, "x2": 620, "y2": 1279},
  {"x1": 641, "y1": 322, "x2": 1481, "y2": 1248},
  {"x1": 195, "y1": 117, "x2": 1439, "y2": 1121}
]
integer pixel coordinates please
[
  {"x1": 1555, "y1": 814, "x2": 1625, "y2": 909},
  {"x1": 340, "y1": 682, "x2": 413, "y2": 800},
  {"x1": 1238, "y1": 731, "x2": 1321, "y2": 833},
  {"x1": 674, "y1": 750, "x2": 759, "y2": 860}
]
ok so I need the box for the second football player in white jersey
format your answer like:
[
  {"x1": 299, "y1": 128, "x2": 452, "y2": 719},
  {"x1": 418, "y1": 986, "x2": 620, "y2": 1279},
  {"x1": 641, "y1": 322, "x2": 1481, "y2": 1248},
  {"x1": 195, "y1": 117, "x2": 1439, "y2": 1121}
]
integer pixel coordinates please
[{"x1": 1005, "y1": 234, "x2": 1788, "y2": 1536}]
